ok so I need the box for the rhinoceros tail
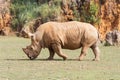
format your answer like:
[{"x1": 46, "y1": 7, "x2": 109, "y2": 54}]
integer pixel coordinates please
[{"x1": 97, "y1": 32, "x2": 101, "y2": 44}]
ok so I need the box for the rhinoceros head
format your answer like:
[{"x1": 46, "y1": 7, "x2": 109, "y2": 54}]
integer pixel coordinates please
[{"x1": 22, "y1": 34, "x2": 41, "y2": 60}]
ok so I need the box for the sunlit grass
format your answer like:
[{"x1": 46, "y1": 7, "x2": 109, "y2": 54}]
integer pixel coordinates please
[{"x1": 0, "y1": 36, "x2": 120, "y2": 80}]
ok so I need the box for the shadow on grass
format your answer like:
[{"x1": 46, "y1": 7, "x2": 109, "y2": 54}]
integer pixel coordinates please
[{"x1": 4, "y1": 58, "x2": 90, "y2": 61}]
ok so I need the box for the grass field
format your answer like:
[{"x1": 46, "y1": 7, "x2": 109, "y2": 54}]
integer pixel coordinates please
[{"x1": 0, "y1": 36, "x2": 120, "y2": 80}]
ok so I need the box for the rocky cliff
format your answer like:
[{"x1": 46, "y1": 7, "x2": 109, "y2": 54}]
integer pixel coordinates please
[
  {"x1": 97, "y1": 0, "x2": 120, "y2": 40},
  {"x1": 0, "y1": 0, "x2": 11, "y2": 35}
]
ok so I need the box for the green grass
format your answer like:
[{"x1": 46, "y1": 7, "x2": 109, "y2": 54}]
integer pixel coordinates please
[{"x1": 0, "y1": 36, "x2": 120, "y2": 80}]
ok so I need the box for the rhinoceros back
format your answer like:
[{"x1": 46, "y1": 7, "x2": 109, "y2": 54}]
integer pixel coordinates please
[{"x1": 36, "y1": 21, "x2": 98, "y2": 50}]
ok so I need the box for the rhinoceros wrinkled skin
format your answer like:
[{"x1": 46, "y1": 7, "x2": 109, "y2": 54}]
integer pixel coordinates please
[
  {"x1": 22, "y1": 21, "x2": 100, "y2": 61},
  {"x1": 105, "y1": 30, "x2": 120, "y2": 46}
]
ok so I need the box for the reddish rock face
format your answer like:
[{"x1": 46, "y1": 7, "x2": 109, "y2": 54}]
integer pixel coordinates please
[
  {"x1": 0, "y1": 0, "x2": 11, "y2": 36},
  {"x1": 96, "y1": 0, "x2": 120, "y2": 41}
]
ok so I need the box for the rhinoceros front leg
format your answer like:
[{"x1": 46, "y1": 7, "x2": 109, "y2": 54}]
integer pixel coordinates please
[
  {"x1": 91, "y1": 46, "x2": 100, "y2": 61},
  {"x1": 79, "y1": 46, "x2": 89, "y2": 61},
  {"x1": 52, "y1": 43, "x2": 67, "y2": 60},
  {"x1": 47, "y1": 47, "x2": 55, "y2": 60}
]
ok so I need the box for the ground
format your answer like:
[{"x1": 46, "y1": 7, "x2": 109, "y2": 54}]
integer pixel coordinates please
[{"x1": 0, "y1": 36, "x2": 120, "y2": 80}]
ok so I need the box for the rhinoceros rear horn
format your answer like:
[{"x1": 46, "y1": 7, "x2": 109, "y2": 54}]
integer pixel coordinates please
[
  {"x1": 28, "y1": 33, "x2": 35, "y2": 42},
  {"x1": 28, "y1": 32, "x2": 34, "y2": 38}
]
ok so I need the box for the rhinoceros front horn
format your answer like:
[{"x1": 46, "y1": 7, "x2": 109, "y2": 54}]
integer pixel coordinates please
[{"x1": 22, "y1": 48, "x2": 27, "y2": 53}]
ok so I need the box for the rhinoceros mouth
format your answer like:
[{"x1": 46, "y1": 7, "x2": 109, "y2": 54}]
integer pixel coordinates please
[
  {"x1": 28, "y1": 56, "x2": 37, "y2": 60},
  {"x1": 29, "y1": 56, "x2": 35, "y2": 60}
]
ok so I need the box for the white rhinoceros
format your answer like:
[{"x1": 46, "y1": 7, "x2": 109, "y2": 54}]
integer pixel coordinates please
[{"x1": 23, "y1": 21, "x2": 100, "y2": 61}]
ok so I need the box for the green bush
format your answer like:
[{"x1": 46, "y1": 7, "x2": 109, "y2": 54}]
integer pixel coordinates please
[
  {"x1": 10, "y1": 0, "x2": 99, "y2": 32},
  {"x1": 10, "y1": 0, "x2": 61, "y2": 31},
  {"x1": 10, "y1": 0, "x2": 38, "y2": 31},
  {"x1": 38, "y1": 3, "x2": 61, "y2": 22},
  {"x1": 89, "y1": 1, "x2": 100, "y2": 24},
  {"x1": 80, "y1": 1, "x2": 100, "y2": 24}
]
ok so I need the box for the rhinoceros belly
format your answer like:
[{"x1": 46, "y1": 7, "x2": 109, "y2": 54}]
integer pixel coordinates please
[
  {"x1": 62, "y1": 32, "x2": 82, "y2": 50},
  {"x1": 62, "y1": 41, "x2": 81, "y2": 50}
]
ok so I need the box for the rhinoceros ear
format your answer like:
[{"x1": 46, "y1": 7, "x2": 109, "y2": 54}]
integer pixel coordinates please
[{"x1": 26, "y1": 32, "x2": 35, "y2": 41}]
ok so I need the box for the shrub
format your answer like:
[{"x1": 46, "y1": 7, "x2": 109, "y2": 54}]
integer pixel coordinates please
[
  {"x1": 10, "y1": 0, "x2": 39, "y2": 31},
  {"x1": 10, "y1": 0, "x2": 100, "y2": 32},
  {"x1": 10, "y1": 0, "x2": 61, "y2": 31},
  {"x1": 80, "y1": 1, "x2": 100, "y2": 24}
]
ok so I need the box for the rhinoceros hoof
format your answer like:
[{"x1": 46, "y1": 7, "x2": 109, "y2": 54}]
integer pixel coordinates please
[
  {"x1": 92, "y1": 58, "x2": 100, "y2": 61},
  {"x1": 76, "y1": 57, "x2": 83, "y2": 61},
  {"x1": 63, "y1": 56, "x2": 67, "y2": 60},
  {"x1": 46, "y1": 57, "x2": 54, "y2": 60}
]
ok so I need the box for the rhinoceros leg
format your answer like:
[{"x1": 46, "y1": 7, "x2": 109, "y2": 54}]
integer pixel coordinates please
[
  {"x1": 79, "y1": 46, "x2": 89, "y2": 61},
  {"x1": 52, "y1": 44, "x2": 67, "y2": 60},
  {"x1": 91, "y1": 45, "x2": 100, "y2": 61},
  {"x1": 47, "y1": 47, "x2": 55, "y2": 60}
]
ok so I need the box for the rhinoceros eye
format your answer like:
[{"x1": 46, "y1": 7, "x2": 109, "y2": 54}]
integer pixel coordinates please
[
  {"x1": 26, "y1": 46, "x2": 33, "y2": 50},
  {"x1": 29, "y1": 47, "x2": 33, "y2": 50}
]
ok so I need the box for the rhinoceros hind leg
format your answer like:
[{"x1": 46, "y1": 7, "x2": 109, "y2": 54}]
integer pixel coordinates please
[
  {"x1": 47, "y1": 47, "x2": 55, "y2": 60},
  {"x1": 91, "y1": 45, "x2": 100, "y2": 61},
  {"x1": 52, "y1": 44, "x2": 67, "y2": 60},
  {"x1": 79, "y1": 46, "x2": 89, "y2": 61}
]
